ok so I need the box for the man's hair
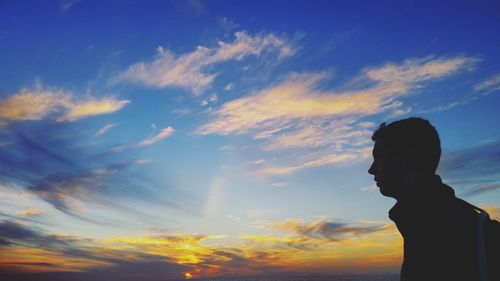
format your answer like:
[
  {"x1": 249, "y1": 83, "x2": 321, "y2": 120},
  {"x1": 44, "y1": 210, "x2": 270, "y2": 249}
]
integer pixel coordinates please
[{"x1": 371, "y1": 117, "x2": 441, "y2": 174}]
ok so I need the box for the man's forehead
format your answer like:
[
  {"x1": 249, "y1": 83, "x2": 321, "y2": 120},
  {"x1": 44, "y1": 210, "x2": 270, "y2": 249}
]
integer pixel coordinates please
[
  {"x1": 372, "y1": 140, "x2": 387, "y2": 155},
  {"x1": 373, "y1": 140, "x2": 382, "y2": 150}
]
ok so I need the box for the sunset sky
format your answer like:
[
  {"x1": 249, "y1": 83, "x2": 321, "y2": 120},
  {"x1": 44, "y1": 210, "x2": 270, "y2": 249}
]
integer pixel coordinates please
[{"x1": 1, "y1": 1, "x2": 499, "y2": 280}]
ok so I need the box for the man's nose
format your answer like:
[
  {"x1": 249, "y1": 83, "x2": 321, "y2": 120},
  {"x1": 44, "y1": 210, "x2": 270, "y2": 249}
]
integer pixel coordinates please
[{"x1": 368, "y1": 162, "x2": 375, "y2": 175}]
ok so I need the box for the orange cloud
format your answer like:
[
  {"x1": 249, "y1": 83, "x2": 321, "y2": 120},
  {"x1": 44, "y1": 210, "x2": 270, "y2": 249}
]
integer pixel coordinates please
[
  {"x1": 0, "y1": 219, "x2": 402, "y2": 279},
  {"x1": 197, "y1": 56, "x2": 477, "y2": 175},
  {"x1": 199, "y1": 56, "x2": 476, "y2": 136},
  {"x1": 0, "y1": 84, "x2": 129, "y2": 123},
  {"x1": 0, "y1": 247, "x2": 112, "y2": 273},
  {"x1": 16, "y1": 208, "x2": 42, "y2": 217},
  {"x1": 480, "y1": 204, "x2": 500, "y2": 221},
  {"x1": 60, "y1": 98, "x2": 129, "y2": 122}
]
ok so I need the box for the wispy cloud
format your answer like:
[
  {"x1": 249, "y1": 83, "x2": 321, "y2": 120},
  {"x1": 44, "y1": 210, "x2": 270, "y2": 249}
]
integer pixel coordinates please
[
  {"x1": 198, "y1": 55, "x2": 476, "y2": 174},
  {"x1": 184, "y1": 0, "x2": 204, "y2": 15},
  {"x1": 419, "y1": 72, "x2": 499, "y2": 114},
  {"x1": 199, "y1": 56, "x2": 476, "y2": 136},
  {"x1": 0, "y1": 84, "x2": 129, "y2": 123},
  {"x1": 439, "y1": 141, "x2": 500, "y2": 196},
  {"x1": 95, "y1": 123, "x2": 118, "y2": 136},
  {"x1": 240, "y1": 220, "x2": 402, "y2": 273},
  {"x1": 255, "y1": 152, "x2": 360, "y2": 176},
  {"x1": 224, "y1": 83, "x2": 234, "y2": 91},
  {"x1": 266, "y1": 217, "x2": 385, "y2": 241},
  {"x1": 201, "y1": 94, "x2": 218, "y2": 106},
  {"x1": 112, "y1": 31, "x2": 293, "y2": 95},
  {"x1": 138, "y1": 126, "x2": 175, "y2": 146},
  {"x1": 0, "y1": 122, "x2": 180, "y2": 220},
  {"x1": 60, "y1": 0, "x2": 83, "y2": 13},
  {"x1": 474, "y1": 73, "x2": 500, "y2": 93},
  {"x1": 16, "y1": 208, "x2": 42, "y2": 217},
  {"x1": 0, "y1": 220, "x2": 111, "y2": 273}
]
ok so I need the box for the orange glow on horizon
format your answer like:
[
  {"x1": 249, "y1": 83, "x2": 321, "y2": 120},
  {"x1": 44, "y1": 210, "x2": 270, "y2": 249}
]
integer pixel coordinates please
[{"x1": 0, "y1": 226, "x2": 403, "y2": 277}]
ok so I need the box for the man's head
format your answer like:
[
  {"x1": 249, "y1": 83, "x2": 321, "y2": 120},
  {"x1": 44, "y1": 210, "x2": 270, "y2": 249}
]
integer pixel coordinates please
[{"x1": 368, "y1": 117, "x2": 441, "y2": 200}]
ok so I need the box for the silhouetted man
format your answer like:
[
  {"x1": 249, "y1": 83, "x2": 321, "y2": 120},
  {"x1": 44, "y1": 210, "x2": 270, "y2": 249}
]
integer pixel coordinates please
[{"x1": 368, "y1": 117, "x2": 499, "y2": 281}]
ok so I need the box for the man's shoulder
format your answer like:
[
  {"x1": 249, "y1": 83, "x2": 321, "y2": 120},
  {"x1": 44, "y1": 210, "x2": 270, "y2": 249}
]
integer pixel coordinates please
[
  {"x1": 445, "y1": 196, "x2": 480, "y2": 220},
  {"x1": 431, "y1": 189, "x2": 480, "y2": 233}
]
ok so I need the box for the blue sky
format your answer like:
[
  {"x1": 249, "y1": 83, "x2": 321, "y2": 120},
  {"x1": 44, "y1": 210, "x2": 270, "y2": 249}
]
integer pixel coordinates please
[{"x1": 0, "y1": 0, "x2": 499, "y2": 279}]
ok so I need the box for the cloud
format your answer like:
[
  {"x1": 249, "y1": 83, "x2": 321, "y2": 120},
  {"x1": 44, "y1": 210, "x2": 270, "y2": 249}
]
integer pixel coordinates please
[
  {"x1": 95, "y1": 123, "x2": 117, "y2": 136},
  {"x1": 102, "y1": 233, "x2": 287, "y2": 279},
  {"x1": 112, "y1": 31, "x2": 293, "y2": 94},
  {"x1": 480, "y1": 205, "x2": 500, "y2": 221},
  {"x1": 0, "y1": 88, "x2": 71, "y2": 121},
  {"x1": 0, "y1": 218, "x2": 402, "y2": 279},
  {"x1": 60, "y1": 98, "x2": 129, "y2": 122},
  {"x1": 239, "y1": 221, "x2": 402, "y2": 274},
  {"x1": 60, "y1": 0, "x2": 83, "y2": 13},
  {"x1": 184, "y1": 0, "x2": 204, "y2": 14},
  {"x1": 218, "y1": 17, "x2": 239, "y2": 35},
  {"x1": 138, "y1": 126, "x2": 175, "y2": 146},
  {"x1": 438, "y1": 141, "x2": 500, "y2": 196},
  {"x1": 267, "y1": 218, "x2": 385, "y2": 241},
  {"x1": 0, "y1": 221, "x2": 190, "y2": 278},
  {"x1": 197, "y1": 55, "x2": 477, "y2": 174},
  {"x1": 363, "y1": 56, "x2": 476, "y2": 84},
  {"x1": 0, "y1": 121, "x2": 179, "y2": 220},
  {"x1": 224, "y1": 83, "x2": 234, "y2": 92},
  {"x1": 255, "y1": 152, "x2": 360, "y2": 176},
  {"x1": 474, "y1": 73, "x2": 500, "y2": 93},
  {"x1": 199, "y1": 56, "x2": 476, "y2": 136},
  {"x1": 419, "y1": 72, "x2": 499, "y2": 114},
  {"x1": 16, "y1": 208, "x2": 42, "y2": 217},
  {"x1": 0, "y1": 84, "x2": 129, "y2": 123},
  {"x1": 201, "y1": 94, "x2": 218, "y2": 106},
  {"x1": 0, "y1": 220, "x2": 42, "y2": 245}
]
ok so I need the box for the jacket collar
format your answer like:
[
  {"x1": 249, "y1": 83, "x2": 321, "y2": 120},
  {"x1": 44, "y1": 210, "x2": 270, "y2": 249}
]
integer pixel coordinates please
[{"x1": 388, "y1": 175, "x2": 455, "y2": 224}]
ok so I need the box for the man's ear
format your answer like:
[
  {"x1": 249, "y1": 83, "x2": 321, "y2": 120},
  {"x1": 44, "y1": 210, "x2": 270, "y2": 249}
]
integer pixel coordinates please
[{"x1": 399, "y1": 146, "x2": 418, "y2": 170}]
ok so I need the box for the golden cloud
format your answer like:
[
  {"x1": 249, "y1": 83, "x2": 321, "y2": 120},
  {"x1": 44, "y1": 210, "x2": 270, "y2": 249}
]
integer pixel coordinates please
[
  {"x1": 0, "y1": 224, "x2": 402, "y2": 278},
  {"x1": 0, "y1": 84, "x2": 129, "y2": 123},
  {"x1": 197, "y1": 56, "x2": 477, "y2": 175},
  {"x1": 60, "y1": 98, "x2": 130, "y2": 122}
]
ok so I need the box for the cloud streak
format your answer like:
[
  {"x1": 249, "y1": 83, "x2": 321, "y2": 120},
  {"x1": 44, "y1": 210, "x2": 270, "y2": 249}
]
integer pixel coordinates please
[
  {"x1": 112, "y1": 31, "x2": 293, "y2": 94},
  {"x1": 0, "y1": 121, "x2": 179, "y2": 220},
  {"x1": 138, "y1": 126, "x2": 175, "y2": 146},
  {"x1": 267, "y1": 218, "x2": 385, "y2": 241},
  {"x1": 474, "y1": 73, "x2": 500, "y2": 93},
  {"x1": 95, "y1": 123, "x2": 117, "y2": 136},
  {"x1": 439, "y1": 141, "x2": 500, "y2": 196},
  {"x1": 0, "y1": 220, "x2": 190, "y2": 279}
]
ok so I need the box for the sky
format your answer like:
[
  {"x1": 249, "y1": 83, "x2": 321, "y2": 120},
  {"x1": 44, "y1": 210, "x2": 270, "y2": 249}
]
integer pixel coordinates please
[{"x1": 0, "y1": 0, "x2": 499, "y2": 280}]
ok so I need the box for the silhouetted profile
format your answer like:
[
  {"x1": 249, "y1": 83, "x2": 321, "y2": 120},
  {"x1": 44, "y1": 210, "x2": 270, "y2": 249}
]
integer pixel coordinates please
[{"x1": 368, "y1": 117, "x2": 499, "y2": 281}]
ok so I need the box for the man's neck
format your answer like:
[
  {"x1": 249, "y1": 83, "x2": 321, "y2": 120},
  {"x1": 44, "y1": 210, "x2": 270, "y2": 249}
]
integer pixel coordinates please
[{"x1": 395, "y1": 174, "x2": 440, "y2": 203}]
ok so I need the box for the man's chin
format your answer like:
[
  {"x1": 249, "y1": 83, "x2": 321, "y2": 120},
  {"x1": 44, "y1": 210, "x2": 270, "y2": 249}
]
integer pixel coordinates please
[{"x1": 378, "y1": 186, "x2": 397, "y2": 198}]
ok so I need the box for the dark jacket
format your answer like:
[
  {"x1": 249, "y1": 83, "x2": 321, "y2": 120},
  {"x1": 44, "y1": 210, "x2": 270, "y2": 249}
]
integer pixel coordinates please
[{"x1": 389, "y1": 175, "x2": 499, "y2": 281}]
